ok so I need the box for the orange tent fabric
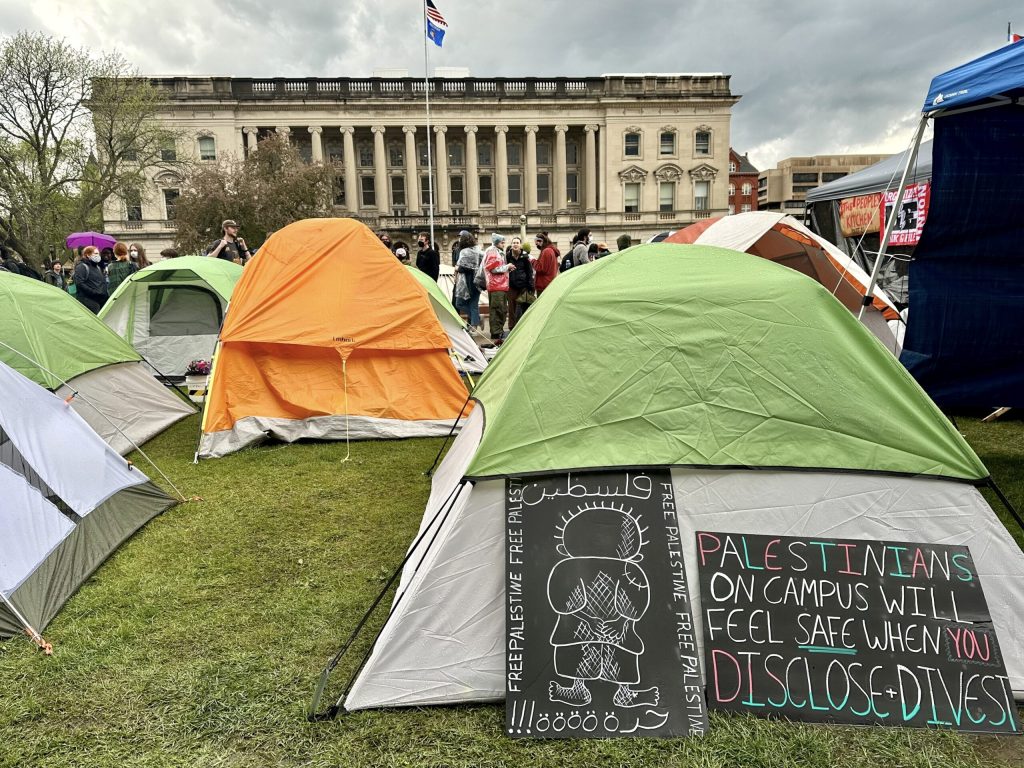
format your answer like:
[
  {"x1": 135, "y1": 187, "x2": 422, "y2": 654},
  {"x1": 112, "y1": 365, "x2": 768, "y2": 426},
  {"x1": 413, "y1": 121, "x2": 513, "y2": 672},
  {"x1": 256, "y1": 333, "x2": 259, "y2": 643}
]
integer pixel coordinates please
[{"x1": 199, "y1": 219, "x2": 469, "y2": 456}]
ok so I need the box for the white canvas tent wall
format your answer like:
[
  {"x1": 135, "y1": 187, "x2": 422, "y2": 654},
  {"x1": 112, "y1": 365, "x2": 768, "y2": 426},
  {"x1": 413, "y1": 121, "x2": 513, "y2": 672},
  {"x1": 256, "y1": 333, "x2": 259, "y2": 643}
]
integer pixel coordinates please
[
  {"x1": 100, "y1": 257, "x2": 242, "y2": 377},
  {"x1": 0, "y1": 361, "x2": 176, "y2": 642},
  {"x1": 328, "y1": 244, "x2": 1024, "y2": 712}
]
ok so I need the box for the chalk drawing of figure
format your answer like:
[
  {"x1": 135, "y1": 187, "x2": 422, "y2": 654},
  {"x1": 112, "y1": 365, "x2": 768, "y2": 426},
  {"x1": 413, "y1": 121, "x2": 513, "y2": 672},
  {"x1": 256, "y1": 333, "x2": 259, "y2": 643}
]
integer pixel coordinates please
[{"x1": 546, "y1": 503, "x2": 659, "y2": 708}]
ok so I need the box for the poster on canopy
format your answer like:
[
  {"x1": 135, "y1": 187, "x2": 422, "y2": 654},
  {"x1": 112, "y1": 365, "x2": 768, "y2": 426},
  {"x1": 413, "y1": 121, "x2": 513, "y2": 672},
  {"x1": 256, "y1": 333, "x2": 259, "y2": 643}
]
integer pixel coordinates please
[
  {"x1": 880, "y1": 182, "x2": 931, "y2": 246},
  {"x1": 696, "y1": 532, "x2": 1019, "y2": 734},
  {"x1": 505, "y1": 470, "x2": 707, "y2": 739},
  {"x1": 839, "y1": 193, "x2": 882, "y2": 237}
]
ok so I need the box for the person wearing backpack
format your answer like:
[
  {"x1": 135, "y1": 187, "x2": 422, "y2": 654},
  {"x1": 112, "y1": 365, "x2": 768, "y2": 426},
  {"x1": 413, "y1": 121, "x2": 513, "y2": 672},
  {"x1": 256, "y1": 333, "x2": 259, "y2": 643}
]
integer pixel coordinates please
[
  {"x1": 484, "y1": 233, "x2": 515, "y2": 344},
  {"x1": 505, "y1": 236, "x2": 534, "y2": 331},
  {"x1": 454, "y1": 232, "x2": 483, "y2": 329},
  {"x1": 534, "y1": 232, "x2": 559, "y2": 295},
  {"x1": 572, "y1": 227, "x2": 592, "y2": 268}
]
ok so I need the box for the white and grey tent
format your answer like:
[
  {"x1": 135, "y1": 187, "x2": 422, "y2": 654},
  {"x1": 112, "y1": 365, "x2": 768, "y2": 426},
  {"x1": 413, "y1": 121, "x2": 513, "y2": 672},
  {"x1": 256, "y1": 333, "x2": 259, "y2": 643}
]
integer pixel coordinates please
[
  {"x1": 320, "y1": 244, "x2": 1024, "y2": 713},
  {"x1": 0, "y1": 361, "x2": 177, "y2": 645},
  {"x1": 99, "y1": 257, "x2": 243, "y2": 378}
]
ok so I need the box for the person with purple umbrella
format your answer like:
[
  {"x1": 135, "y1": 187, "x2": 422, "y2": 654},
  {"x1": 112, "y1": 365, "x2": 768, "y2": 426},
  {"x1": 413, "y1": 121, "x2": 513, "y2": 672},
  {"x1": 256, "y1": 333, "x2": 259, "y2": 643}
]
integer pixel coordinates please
[{"x1": 73, "y1": 245, "x2": 108, "y2": 313}]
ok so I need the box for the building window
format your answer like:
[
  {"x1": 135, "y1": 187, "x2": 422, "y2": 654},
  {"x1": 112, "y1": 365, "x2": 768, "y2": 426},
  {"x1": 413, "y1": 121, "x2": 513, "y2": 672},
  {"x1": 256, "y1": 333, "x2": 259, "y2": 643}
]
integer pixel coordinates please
[
  {"x1": 478, "y1": 140, "x2": 493, "y2": 166},
  {"x1": 390, "y1": 175, "x2": 405, "y2": 208},
  {"x1": 741, "y1": 182, "x2": 752, "y2": 196},
  {"x1": 125, "y1": 190, "x2": 142, "y2": 221},
  {"x1": 694, "y1": 180, "x2": 710, "y2": 210},
  {"x1": 361, "y1": 176, "x2": 376, "y2": 207},
  {"x1": 728, "y1": 183, "x2": 736, "y2": 197},
  {"x1": 417, "y1": 141, "x2": 429, "y2": 166},
  {"x1": 163, "y1": 188, "x2": 179, "y2": 220},
  {"x1": 507, "y1": 141, "x2": 522, "y2": 166},
  {"x1": 328, "y1": 151, "x2": 343, "y2": 165},
  {"x1": 659, "y1": 182, "x2": 674, "y2": 212},
  {"x1": 123, "y1": 147, "x2": 138, "y2": 162},
  {"x1": 792, "y1": 172, "x2": 818, "y2": 183},
  {"x1": 479, "y1": 174, "x2": 493, "y2": 205},
  {"x1": 624, "y1": 132, "x2": 640, "y2": 157},
  {"x1": 566, "y1": 172, "x2": 579, "y2": 205},
  {"x1": 198, "y1": 137, "x2": 216, "y2": 161},
  {"x1": 741, "y1": 203, "x2": 752, "y2": 213},
  {"x1": 420, "y1": 175, "x2": 436, "y2": 207},
  {"x1": 448, "y1": 141, "x2": 464, "y2": 167},
  {"x1": 358, "y1": 144, "x2": 374, "y2": 167},
  {"x1": 694, "y1": 131, "x2": 711, "y2": 156},
  {"x1": 508, "y1": 173, "x2": 522, "y2": 205},
  {"x1": 388, "y1": 145, "x2": 404, "y2": 167},
  {"x1": 536, "y1": 141, "x2": 551, "y2": 166},
  {"x1": 659, "y1": 132, "x2": 676, "y2": 156},
  {"x1": 333, "y1": 176, "x2": 345, "y2": 206},
  {"x1": 566, "y1": 140, "x2": 579, "y2": 165},
  {"x1": 822, "y1": 172, "x2": 848, "y2": 182},
  {"x1": 450, "y1": 175, "x2": 464, "y2": 207},
  {"x1": 729, "y1": 161, "x2": 736, "y2": 172},
  {"x1": 624, "y1": 182, "x2": 640, "y2": 213},
  {"x1": 537, "y1": 172, "x2": 550, "y2": 205},
  {"x1": 160, "y1": 142, "x2": 176, "y2": 162}
]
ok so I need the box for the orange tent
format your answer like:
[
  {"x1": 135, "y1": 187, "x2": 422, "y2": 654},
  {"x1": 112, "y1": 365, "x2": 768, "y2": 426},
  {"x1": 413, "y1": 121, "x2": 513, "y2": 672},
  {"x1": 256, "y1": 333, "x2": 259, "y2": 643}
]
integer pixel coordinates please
[{"x1": 198, "y1": 219, "x2": 470, "y2": 458}]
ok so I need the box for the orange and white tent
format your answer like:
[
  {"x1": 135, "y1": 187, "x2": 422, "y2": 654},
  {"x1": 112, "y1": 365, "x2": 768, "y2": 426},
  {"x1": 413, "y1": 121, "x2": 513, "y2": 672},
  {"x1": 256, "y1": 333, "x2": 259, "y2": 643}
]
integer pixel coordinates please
[
  {"x1": 665, "y1": 212, "x2": 904, "y2": 350},
  {"x1": 198, "y1": 219, "x2": 470, "y2": 458}
]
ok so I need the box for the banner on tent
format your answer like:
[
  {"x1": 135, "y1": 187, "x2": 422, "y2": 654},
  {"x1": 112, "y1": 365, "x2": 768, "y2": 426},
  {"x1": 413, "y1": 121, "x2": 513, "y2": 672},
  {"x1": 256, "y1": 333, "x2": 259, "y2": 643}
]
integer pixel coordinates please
[
  {"x1": 881, "y1": 182, "x2": 931, "y2": 246},
  {"x1": 696, "y1": 532, "x2": 1019, "y2": 733},
  {"x1": 505, "y1": 470, "x2": 707, "y2": 739},
  {"x1": 839, "y1": 193, "x2": 882, "y2": 237}
]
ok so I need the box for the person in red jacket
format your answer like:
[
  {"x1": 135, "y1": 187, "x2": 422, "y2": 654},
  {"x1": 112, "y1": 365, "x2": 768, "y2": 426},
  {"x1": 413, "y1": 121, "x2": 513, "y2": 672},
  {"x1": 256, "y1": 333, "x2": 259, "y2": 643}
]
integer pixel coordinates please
[{"x1": 533, "y1": 232, "x2": 559, "y2": 295}]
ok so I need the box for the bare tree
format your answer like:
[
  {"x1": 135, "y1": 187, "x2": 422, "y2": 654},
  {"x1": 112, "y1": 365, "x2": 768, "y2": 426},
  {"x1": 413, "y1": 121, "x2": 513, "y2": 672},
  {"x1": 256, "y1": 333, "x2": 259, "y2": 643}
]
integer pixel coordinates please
[
  {"x1": 173, "y1": 134, "x2": 334, "y2": 255},
  {"x1": 0, "y1": 30, "x2": 177, "y2": 267}
]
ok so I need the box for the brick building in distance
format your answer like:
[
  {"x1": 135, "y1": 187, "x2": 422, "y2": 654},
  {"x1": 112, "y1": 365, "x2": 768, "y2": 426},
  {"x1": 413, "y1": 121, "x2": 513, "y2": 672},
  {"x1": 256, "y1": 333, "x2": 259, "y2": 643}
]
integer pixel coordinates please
[{"x1": 728, "y1": 149, "x2": 759, "y2": 214}]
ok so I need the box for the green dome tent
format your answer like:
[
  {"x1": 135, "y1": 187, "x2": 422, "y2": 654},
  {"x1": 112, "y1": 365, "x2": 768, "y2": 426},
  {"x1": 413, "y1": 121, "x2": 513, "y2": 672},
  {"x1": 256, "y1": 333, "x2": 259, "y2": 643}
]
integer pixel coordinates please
[
  {"x1": 329, "y1": 244, "x2": 1024, "y2": 712},
  {"x1": 0, "y1": 272, "x2": 195, "y2": 455},
  {"x1": 99, "y1": 257, "x2": 243, "y2": 377},
  {"x1": 405, "y1": 265, "x2": 487, "y2": 374}
]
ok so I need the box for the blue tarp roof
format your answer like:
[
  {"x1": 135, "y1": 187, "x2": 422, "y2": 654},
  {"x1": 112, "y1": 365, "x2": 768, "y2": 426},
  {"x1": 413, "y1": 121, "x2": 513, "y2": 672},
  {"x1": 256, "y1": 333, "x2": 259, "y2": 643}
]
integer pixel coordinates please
[{"x1": 924, "y1": 42, "x2": 1024, "y2": 112}]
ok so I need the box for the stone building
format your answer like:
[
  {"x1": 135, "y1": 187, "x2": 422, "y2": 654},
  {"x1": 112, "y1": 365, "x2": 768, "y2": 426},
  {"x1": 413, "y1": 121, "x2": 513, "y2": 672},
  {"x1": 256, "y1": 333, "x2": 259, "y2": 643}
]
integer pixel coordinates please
[
  {"x1": 727, "y1": 148, "x2": 759, "y2": 214},
  {"x1": 102, "y1": 73, "x2": 739, "y2": 255},
  {"x1": 757, "y1": 153, "x2": 890, "y2": 217}
]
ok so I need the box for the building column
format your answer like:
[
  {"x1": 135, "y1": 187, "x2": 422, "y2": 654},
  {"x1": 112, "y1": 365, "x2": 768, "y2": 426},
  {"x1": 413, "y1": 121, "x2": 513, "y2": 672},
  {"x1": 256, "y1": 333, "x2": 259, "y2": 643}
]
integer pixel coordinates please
[
  {"x1": 340, "y1": 127, "x2": 358, "y2": 213},
  {"x1": 235, "y1": 128, "x2": 245, "y2": 157},
  {"x1": 308, "y1": 126, "x2": 323, "y2": 163},
  {"x1": 403, "y1": 126, "x2": 420, "y2": 214},
  {"x1": 465, "y1": 126, "x2": 479, "y2": 213},
  {"x1": 584, "y1": 124, "x2": 598, "y2": 212},
  {"x1": 243, "y1": 127, "x2": 258, "y2": 155},
  {"x1": 525, "y1": 125, "x2": 539, "y2": 212},
  {"x1": 554, "y1": 125, "x2": 568, "y2": 212},
  {"x1": 275, "y1": 126, "x2": 291, "y2": 144},
  {"x1": 371, "y1": 126, "x2": 388, "y2": 212},
  {"x1": 495, "y1": 125, "x2": 509, "y2": 212},
  {"x1": 434, "y1": 126, "x2": 449, "y2": 213},
  {"x1": 597, "y1": 125, "x2": 606, "y2": 211}
]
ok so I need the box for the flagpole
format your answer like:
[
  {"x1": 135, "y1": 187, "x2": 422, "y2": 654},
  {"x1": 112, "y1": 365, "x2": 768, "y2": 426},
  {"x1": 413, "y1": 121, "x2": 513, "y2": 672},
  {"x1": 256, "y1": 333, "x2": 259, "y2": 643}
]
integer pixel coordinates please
[{"x1": 423, "y1": 1, "x2": 435, "y2": 247}]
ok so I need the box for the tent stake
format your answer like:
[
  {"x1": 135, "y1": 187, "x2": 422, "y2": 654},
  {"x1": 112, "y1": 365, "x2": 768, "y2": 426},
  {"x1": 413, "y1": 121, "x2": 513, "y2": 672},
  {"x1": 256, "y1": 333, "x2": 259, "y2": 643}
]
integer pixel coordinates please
[{"x1": 0, "y1": 592, "x2": 52, "y2": 655}]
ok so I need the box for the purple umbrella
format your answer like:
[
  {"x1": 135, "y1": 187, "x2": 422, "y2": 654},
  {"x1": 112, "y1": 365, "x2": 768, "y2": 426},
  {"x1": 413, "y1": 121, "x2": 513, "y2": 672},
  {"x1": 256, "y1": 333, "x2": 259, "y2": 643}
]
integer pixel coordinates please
[{"x1": 65, "y1": 231, "x2": 117, "y2": 250}]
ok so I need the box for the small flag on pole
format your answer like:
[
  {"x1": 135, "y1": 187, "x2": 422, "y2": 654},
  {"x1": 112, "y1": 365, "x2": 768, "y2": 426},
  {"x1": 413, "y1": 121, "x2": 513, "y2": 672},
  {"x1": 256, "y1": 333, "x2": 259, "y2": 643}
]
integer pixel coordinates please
[{"x1": 426, "y1": 0, "x2": 447, "y2": 48}]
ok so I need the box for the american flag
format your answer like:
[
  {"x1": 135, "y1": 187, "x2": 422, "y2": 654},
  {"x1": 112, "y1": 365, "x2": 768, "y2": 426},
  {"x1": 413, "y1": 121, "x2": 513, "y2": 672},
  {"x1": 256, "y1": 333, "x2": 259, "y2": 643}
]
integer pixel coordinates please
[{"x1": 426, "y1": 0, "x2": 447, "y2": 28}]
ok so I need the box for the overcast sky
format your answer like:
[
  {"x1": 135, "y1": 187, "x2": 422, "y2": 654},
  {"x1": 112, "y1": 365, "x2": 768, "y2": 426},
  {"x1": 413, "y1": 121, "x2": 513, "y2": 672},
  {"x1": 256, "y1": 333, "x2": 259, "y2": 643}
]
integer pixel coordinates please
[{"x1": 1, "y1": 1, "x2": 1016, "y2": 169}]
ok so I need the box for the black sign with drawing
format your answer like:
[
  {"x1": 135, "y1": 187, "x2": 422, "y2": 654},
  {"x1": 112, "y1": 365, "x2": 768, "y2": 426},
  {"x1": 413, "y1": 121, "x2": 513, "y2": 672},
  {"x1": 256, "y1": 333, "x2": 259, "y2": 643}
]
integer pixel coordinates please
[
  {"x1": 505, "y1": 470, "x2": 707, "y2": 739},
  {"x1": 696, "y1": 532, "x2": 1020, "y2": 734}
]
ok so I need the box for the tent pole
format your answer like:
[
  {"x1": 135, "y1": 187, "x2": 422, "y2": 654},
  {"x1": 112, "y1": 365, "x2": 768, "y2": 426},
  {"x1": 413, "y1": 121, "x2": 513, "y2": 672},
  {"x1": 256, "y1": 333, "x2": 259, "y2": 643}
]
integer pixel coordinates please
[
  {"x1": 309, "y1": 480, "x2": 467, "y2": 720},
  {"x1": 986, "y1": 478, "x2": 1024, "y2": 543},
  {"x1": 0, "y1": 592, "x2": 52, "y2": 654},
  {"x1": 859, "y1": 114, "x2": 929, "y2": 320},
  {"x1": 424, "y1": 393, "x2": 472, "y2": 476}
]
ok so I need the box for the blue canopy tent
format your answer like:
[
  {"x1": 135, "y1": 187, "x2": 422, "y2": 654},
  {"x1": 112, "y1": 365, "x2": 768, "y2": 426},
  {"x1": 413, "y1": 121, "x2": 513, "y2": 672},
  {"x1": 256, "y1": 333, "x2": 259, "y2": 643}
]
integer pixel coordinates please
[{"x1": 866, "y1": 43, "x2": 1024, "y2": 407}]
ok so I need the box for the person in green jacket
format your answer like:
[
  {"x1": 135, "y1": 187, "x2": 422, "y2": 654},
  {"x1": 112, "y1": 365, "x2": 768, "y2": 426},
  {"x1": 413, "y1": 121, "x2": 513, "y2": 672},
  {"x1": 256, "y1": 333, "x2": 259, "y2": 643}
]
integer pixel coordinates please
[{"x1": 106, "y1": 242, "x2": 137, "y2": 294}]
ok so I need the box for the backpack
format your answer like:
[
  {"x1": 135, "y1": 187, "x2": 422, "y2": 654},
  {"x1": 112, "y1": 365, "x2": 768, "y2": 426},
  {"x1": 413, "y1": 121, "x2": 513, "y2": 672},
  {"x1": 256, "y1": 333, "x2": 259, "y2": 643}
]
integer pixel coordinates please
[
  {"x1": 559, "y1": 248, "x2": 574, "y2": 273},
  {"x1": 473, "y1": 251, "x2": 488, "y2": 291}
]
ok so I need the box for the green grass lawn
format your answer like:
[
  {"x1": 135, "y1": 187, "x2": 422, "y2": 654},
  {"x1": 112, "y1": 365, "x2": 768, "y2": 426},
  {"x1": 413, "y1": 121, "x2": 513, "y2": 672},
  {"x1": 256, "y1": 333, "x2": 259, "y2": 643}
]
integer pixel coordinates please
[{"x1": 1, "y1": 414, "x2": 1022, "y2": 768}]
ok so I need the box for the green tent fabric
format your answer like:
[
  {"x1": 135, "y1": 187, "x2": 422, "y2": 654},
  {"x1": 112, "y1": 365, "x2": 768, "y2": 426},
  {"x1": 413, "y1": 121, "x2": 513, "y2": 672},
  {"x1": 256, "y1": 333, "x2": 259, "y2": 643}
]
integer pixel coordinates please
[
  {"x1": 0, "y1": 272, "x2": 140, "y2": 390},
  {"x1": 406, "y1": 265, "x2": 462, "y2": 323},
  {"x1": 465, "y1": 244, "x2": 986, "y2": 481},
  {"x1": 102, "y1": 256, "x2": 242, "y2": 313}
]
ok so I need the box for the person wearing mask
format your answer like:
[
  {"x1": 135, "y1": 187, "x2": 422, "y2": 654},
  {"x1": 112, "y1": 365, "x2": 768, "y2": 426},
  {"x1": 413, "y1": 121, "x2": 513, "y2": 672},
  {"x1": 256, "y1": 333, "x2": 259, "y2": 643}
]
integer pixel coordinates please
[
  {"x1": 505, "y1": 236, "x2": 534, "y2": 331},
  {"x1": 107, "y1": 242, "x2": 136, "y2": 293},
  {"x1": 128, "y1": 242, "x2": 151, "y2": 269},
  {"x1": 484, "y1": 233, "x2": 514, "y2": 344},
  {"x1": 572, "y1": 228, "x2": 592, "y2": 268},
  {"x1": 394, "y1": 246, "x2": 410, "y2": 264},
  {"x1": 454, "y1": 232, "x2": 483, "y2": 329},
  {"x1": 100, "y1": 247, "x2": 115, "y2": 270},
  {"x1": 534, "y1": 232, "x2": 559, "y2": 296},
  {"x1": 43, "y1": 260, "x2": 68, "y2": 291},
  {"x1": 416, "y1": 232, "x2": 440, "y2": 282},
  {"x1": 206, "y1": 220, "x2": 251, "y2": 264},
  {"x1": 378, "y1": 232, "x2": 394, "y2": 252},
  {"x1": 73, "y1": 246, "x2": 108, "y2": 312}
]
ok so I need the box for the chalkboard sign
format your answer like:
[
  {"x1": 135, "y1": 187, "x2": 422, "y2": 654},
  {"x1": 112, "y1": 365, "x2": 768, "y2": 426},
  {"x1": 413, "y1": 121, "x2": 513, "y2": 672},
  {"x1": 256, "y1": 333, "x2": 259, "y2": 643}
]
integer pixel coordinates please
[
  {"x1": 696, "y1": 532, "x2": 1020, "y2": 733},
  {"x1": 505, "y1": 471, "x2": 707, "y2": 739}
]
